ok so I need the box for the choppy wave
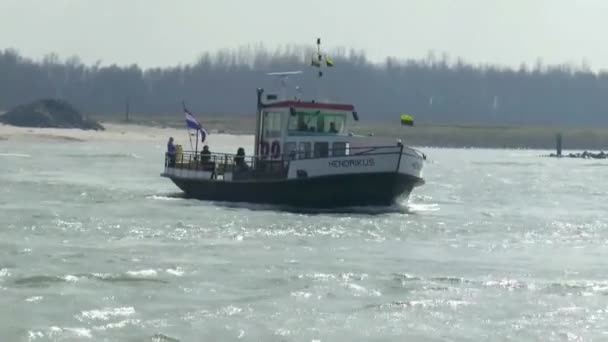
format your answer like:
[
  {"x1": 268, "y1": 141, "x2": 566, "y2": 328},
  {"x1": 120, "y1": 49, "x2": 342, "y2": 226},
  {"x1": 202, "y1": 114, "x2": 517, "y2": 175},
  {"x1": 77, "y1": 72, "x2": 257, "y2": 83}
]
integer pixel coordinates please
[
  {"x1": 6, "y1": 142, "x2": 608, "y2": 340},
  {"x1": 49, "y1": 326, "x2": 92, "y2": 338},
  {"x1": 370, "y1": 299, "x2": 474, "y2": 310},
  {"x1": 63, "y1": 153, "x2": 142, "y2": 159},
  {"x1": 79, "y1": 307, "x2": 135, "y2": 321},
  {"x1": 28, "y1": 327, "x2": 92, "y2": 340},
  {"x1": 152, "y1": 333, "x2": 181, "y2": 342},
  {"x1": 31, "y1": 323, "x2": 171, "y2": 340},
  {"x1": 471, "y1": 161, "x2": 545, "y2": 166},
  {"x1": 12, "y1": 271, "x2": 169, "y2": 287},
  {"x1": 391, "y1": 272, "x2": 608, "y2": 296},
  {"x1": 126, "y1": 269, "x2": 158, "y2": 277}
]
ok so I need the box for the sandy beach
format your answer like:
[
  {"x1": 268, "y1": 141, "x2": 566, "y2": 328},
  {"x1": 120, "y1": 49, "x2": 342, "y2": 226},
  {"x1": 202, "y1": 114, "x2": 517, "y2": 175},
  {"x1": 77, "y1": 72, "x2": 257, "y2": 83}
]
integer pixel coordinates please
[
  {"x1": 3, "y1": 120, "x2": 608, "y2": 150},
  {"x1": 0, "y1": 122, "x2": 254, "y2": 147}
]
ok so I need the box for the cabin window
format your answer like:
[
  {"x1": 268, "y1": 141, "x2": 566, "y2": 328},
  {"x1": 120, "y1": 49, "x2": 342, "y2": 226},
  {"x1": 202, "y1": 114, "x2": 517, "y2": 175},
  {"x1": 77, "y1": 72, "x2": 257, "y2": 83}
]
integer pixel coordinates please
[
  {"x1": 288, "y1": 111, "x2": 346, "y2": 135},
  {"x1": 298, "y1": 142, "x2": 311, "y2": 159},
  {"x1": 263, "y1": 111, "x2": 282, "y2": 138},
  {"x1": 314, "y1": 142, "x2": 329, "y2": 158},
  {"x1": 322, "y1": 114, "x2": 346, "y2": 134},
  {"x1": 284, "y1": 142, "x2": 297, "y2": 160},
  {"x1": 332, "y1": 142, "x2": 348, "y2": 156}
]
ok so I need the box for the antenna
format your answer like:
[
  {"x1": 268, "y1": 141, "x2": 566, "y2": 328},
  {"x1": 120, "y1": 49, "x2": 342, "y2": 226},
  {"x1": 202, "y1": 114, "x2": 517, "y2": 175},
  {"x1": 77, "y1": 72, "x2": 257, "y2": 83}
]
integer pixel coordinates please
[
  {"x1": 311, "y1": 37, "x2": 327, "y2": 100},
  {"x1": 266, "y1": 71, "x2": 302, "y2": 100},
  {"x1": 316, "y1": 38, "x2": 323, "y2": 78}
]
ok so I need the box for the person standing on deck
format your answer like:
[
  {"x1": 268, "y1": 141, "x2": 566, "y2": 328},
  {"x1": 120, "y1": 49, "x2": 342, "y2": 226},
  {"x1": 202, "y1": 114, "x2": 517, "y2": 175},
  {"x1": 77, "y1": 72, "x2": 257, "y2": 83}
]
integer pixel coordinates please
[
  {"x1": 166, "y1": 137, "x2": 176, "y2": 167},
  {"x1": 200, "y1": 145, "x2": 211, "y2": 163}
]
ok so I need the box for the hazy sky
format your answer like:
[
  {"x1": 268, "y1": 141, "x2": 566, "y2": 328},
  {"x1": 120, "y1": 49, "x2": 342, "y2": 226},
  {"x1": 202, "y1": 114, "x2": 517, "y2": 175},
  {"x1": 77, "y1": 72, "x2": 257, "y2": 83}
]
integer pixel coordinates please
[{"x1": 1, "y1": 0, "x2": 608, "y2": 70}]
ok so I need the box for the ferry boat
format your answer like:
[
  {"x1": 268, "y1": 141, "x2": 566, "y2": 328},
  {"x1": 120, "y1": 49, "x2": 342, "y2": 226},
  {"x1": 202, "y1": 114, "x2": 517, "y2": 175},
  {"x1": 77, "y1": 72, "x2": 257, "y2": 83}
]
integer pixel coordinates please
[{"x1": 161, "y1": 40, "x2": 425, "y2": 208}]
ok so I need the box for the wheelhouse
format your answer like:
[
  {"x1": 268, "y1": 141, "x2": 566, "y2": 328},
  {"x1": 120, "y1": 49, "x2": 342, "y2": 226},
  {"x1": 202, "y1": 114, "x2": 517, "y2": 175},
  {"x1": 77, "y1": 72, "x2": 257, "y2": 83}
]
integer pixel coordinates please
[{"x1": 255, "y1": 97, "x2": 358, "y2": 162}]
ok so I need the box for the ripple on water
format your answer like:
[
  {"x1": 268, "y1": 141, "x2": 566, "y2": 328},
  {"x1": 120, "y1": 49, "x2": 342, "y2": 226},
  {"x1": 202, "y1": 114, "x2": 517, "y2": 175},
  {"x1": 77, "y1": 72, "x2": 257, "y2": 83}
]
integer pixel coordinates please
[
  {"x1": 5, "y1": 145, "x2": 608, "y2": 340},
  {"x1": 376, "y1": 299, "x2": 474, "y2": 310}
]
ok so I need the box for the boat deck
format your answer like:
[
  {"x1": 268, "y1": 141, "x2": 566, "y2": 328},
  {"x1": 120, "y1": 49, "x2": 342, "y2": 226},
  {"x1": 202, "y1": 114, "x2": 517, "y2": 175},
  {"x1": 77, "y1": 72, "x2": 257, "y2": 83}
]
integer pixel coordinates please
[{"x1": 162, "y1": 145, "x2": 423, "y2": 182}]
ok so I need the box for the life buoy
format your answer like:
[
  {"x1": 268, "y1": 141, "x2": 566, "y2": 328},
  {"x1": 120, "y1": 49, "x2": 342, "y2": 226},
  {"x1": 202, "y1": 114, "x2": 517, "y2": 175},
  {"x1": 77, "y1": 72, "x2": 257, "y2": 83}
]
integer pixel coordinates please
[
  {"x1": 271, "y1": 140, "x2": 281, "y2": 159},
  {"x1": 260, "y1": 140, "x2": 270, "y2": 157}
]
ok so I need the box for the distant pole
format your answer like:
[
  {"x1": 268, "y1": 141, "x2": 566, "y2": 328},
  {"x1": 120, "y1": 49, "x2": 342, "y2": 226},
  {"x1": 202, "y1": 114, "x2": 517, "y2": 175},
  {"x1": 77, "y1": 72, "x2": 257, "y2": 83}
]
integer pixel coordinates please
[
  {"x1": 556, "y1": 133, "x2": 562, "y2": 157},
  {"x1": 125, "y1": 96, "x2": 131, "y2": 122}
]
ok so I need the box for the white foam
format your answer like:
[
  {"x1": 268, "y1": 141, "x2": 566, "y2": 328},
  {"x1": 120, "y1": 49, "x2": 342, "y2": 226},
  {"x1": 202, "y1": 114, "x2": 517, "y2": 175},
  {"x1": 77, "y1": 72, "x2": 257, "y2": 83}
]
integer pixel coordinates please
[
  {"x1": 49, "y1": 327, "x2": 92, "y2": 338},
  {"x1": 166, "y1": 267, "x2": 184, "y2": 277},
  {"x1": 447, "y1": 300, "x2": 473, "y2": 309},
  {"x1": 300, "y1": 273, "x2": 336, "y2": 282},
  {"x1": 28, "y1": 331, "x2": 44, "y2": 340},
  {"x1": 0, "y1": 152, "x2": 31, "y2": 158},
  {"x1": 64, "y1": 328, "x2": 92, "y2": 338},
  {"x1": 147, "y1": 195, "x2": 183, "y2": 201},
  {"x1": 346, "y1": 283, "x2": 382, "y2": 297},
  {"x1": 25, "y1": 296, "x2": 43, "y2": 303},
  {"x1": 275, "y1": 328, "x2": 291, "y2": 336},
  {"x1": 291, "y1": 291, "x2": 312, "y2": 299},
  {"x1": 219, "y1": 305, "x2": 242, "y2": 316},
  {"x1": 407, "y1": 203, "x2": 440, "y2": 212},
  {"x1": 126, "y1": 269, "x2": 157, "y2": 277},
  {"x1": 80, "y1": 307, "x2": 136, "y2": 321},
  {"x1": 63, "y1": 275, "x2": 79, "y2": 282},
  {"x1": 93, "y1": 319, "x2": 141, "y2": 331},
  {"x1": 483, "y1": 278, "x2": 525, "y2": 290}
]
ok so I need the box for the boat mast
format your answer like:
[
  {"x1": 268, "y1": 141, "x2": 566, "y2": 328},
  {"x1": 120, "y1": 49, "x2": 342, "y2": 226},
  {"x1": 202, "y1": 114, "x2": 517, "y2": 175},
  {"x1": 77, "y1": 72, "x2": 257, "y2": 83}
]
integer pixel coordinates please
[
  {"x1": 315, "y1": 38, "x2": 323, "y2": 101},
  {"x1": 255, "y1": 88, "x2": 264, "y2": 158}
]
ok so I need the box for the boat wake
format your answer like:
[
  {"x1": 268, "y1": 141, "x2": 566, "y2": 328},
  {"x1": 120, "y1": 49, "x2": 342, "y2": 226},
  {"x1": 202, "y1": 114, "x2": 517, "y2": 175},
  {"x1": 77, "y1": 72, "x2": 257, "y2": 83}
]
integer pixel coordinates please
[
  {"x1": 147, "y1": 192, "x2": 431, "y2": 215},
  {"x1": 208, "y1": 200, "x2": 413, "y2": 215},
  {"x1": 406, "y1": 202, "x2": 440, "y2": 213},
  {"x1": 146, "y1": 193, "x2": 186, "y2": 201}
]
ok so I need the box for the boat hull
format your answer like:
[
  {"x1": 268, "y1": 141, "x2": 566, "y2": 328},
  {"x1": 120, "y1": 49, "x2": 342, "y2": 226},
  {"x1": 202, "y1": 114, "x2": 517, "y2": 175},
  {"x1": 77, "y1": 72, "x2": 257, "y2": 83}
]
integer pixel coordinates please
[{"x1": 164, "y1": 172, "x2": 423, "y2": 208}]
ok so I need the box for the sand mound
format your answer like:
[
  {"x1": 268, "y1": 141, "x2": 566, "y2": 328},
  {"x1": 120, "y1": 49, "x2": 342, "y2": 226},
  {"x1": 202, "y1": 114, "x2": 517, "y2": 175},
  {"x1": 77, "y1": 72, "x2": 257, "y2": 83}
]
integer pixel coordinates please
[{"x1": 0, "y1": 99, "x2": 104, "y2": 130}]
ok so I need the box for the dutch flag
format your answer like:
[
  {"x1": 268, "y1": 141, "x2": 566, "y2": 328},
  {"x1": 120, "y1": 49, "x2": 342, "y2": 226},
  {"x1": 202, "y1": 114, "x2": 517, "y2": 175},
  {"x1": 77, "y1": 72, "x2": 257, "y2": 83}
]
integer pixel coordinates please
[{"x1": 184, "y1": 105, "x2": 208, "y2": 143}]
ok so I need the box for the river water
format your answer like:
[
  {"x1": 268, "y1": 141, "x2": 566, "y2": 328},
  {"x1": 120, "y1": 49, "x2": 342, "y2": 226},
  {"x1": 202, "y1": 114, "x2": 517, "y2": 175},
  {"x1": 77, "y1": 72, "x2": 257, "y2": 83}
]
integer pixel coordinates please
[{"x1": 1, "y1": 139, "x2": 607, "y2": 341}]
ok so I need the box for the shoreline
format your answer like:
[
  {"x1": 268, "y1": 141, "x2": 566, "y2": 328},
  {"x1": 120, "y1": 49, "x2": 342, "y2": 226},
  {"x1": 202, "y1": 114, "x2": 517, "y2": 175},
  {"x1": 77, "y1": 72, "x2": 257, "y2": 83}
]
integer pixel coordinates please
[
  {"x1": 1, "y1": 120, "x2": 608, "y2": 151},
  {"x1": 0, "y1": 121, "x2": 250, "y2": 139}
]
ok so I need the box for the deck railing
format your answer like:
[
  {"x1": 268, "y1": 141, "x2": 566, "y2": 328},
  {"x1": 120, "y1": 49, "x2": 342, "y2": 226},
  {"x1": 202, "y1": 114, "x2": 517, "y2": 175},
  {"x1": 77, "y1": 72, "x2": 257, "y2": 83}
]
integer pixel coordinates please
[{"x1": 164, "y1": 144, "x2": 423, "y2": 179}]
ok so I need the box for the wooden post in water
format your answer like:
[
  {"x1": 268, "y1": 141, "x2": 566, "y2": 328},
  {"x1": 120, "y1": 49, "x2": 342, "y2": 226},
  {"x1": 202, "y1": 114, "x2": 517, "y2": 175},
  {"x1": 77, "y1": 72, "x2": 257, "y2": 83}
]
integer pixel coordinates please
[
  {"x1": 556, "y1": 133, "x2": 562, "y2": 157},
  {"x1": 125, "y1": 96, "x2": 131, "y2": 122}
]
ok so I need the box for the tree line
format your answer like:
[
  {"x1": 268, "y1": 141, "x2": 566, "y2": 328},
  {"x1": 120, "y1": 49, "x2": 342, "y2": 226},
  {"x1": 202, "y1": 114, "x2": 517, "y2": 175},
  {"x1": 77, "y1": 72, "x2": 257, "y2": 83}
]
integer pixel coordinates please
[{"x1": 1, "y1": 44, "x2": 607, "y2": 126}]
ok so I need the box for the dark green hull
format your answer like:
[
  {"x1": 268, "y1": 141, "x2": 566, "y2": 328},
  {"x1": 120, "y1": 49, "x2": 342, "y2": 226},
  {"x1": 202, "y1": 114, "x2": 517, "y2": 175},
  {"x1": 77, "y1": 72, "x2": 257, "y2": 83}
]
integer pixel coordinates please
[{"x1": 163, "y1": 172, "x2": 423, "y2": 208}]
